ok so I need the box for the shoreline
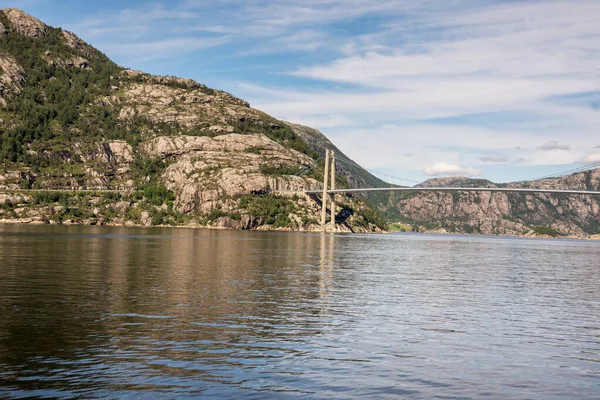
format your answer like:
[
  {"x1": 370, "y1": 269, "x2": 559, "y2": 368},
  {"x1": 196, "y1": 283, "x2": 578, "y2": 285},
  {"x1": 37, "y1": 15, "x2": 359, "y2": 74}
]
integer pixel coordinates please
[
  {"x1": 1, "y1": 219, "x2": 599, "y2": 241},
  {"x1": 0, "y1": 218, "x2": 378, "y2": 234},
  {"x1": 394, "y1": 229, "x2": 600, "y2": 241}
]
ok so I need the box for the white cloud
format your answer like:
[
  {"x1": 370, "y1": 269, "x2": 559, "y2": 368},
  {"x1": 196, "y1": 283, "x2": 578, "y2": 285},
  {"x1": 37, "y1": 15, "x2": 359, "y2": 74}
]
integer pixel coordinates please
[
  {"x1": 538, "y1": 141, "x2": 570, "y2": 151},
  {"x1": 424, "y1": 163, "x2": 482, "y2": 177},
  {"x1": 103, "y1": 36, "x2": 229, "y2": 59},
  {"x1": 239, "y1": 30, "x2": 330, "y2": 55},
  {"x1": 582, "y1": 154, "x2": 600, "y2": 164}
]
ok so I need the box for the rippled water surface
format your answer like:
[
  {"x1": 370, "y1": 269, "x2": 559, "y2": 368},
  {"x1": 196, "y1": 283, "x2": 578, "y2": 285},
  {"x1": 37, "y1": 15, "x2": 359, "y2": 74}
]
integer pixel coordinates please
[{"x1": 0, "y1": 224, "x2": 599, "y2": 399}]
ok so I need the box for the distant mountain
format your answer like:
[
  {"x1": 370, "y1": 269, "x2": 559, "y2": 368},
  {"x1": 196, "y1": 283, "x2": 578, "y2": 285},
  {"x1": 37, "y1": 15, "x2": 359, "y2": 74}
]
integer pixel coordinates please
[{"x1": 384, "y1": 172, "x2": 600, "y2": 237}]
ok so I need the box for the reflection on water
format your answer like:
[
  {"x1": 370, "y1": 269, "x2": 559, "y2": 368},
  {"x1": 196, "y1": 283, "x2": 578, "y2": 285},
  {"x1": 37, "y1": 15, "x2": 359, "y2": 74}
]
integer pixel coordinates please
[{"x1": 0, "y1": 224, "x2": 599, "y2": 399}]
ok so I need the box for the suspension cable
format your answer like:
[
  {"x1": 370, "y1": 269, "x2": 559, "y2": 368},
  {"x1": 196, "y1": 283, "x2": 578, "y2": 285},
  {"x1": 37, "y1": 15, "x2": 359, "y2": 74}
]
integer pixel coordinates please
[
  {"x1": 334, "y1": 154, "x2": 421, "y2": 184},
  {"x1": 531, "y1": 161, "x2": 600, "y2": 181}
]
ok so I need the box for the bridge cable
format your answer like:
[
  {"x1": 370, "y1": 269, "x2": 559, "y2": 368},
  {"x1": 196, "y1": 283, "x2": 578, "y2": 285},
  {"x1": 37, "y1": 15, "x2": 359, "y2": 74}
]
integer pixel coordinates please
[
  {"x1": 294, "y1": 156, "x2": 323, "y2": 177},
  {"x1": 531, "y1": 161, "x2": 600, "y2": 181},
  {"x1": 335, "y1": 155, "x2": 421, "y2": 184},
  {"x1": 334, "y1": 154, "x2": 421, "y2": 185}
]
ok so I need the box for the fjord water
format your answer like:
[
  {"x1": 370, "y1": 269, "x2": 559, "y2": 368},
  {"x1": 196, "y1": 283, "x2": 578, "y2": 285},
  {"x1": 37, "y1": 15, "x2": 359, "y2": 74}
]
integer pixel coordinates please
[{"x1": 0, "y1": 225, "x2": 599, "y2": 399}]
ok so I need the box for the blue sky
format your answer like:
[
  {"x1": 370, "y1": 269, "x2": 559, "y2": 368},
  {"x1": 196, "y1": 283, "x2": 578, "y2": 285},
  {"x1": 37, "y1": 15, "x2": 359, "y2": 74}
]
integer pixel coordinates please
[{"x1": 3, "y1": 0, "x2": 600, "y2": 184}]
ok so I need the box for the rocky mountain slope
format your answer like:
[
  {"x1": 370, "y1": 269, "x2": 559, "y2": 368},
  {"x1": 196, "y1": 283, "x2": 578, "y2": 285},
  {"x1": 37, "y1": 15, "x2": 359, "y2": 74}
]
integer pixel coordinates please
[
  {"x1": 384, "y1": 171, "x2": 600, "y2": 237},
  {"x1": 0, "y1": 9, "x2": 386, "y2": 232}
]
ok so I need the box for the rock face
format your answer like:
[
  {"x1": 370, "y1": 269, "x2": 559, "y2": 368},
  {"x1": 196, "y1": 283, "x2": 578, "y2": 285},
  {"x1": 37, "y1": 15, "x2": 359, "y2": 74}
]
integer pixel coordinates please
[
  {"x1": 3, "y1": 8, "x2": 47, "y2": 38},
  {"x1": 141, "y1": 134, "x2": 318, "y2": 213},
  {"x1": 115, "y1": 80, "x2": 251, "y2": 128},
  {"x1": 388, "y1": 170, "x2": 600, "y2": 237},
  {"x1": 0, "y1": 52, "x2": 25, "y2": 98},
  {"x1": 62, "y1": 30, "x2": 85, "y2": 50}
]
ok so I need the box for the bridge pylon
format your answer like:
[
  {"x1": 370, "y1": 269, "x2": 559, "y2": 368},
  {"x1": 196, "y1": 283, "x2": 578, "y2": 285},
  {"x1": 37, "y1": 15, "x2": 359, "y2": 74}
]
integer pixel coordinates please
[
  {"x1": 330, "y1": 151, "x2": 336, "y2": 227},
  {"x1": 321, "y1": 149, "x2": 336, "y2": 230}
]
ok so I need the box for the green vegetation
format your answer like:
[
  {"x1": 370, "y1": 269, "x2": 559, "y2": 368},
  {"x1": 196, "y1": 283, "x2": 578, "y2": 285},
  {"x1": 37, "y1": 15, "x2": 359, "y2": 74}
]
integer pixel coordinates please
[
  {"x1": 354, "y1": 205, "x2": 388, "y2": 231},
  {"x1": 246, "y1": 146, "x2": 265, "y2": 155},
  {"x1": 33, "y1": 191, "x2": 71, "y2": 205},
  {"x1": 239, "y1": 193, "x2": 296, "y2": 228},
  {"x1": 259, "y1": 164, "x2": 302, "y2": 176},
  {"x1": 389, "y1": 222, "x2": 411, "y2": 232},
  {"x1": 0, "y1": 200, "x2": 14, "y2": 210},
  {"x1": 0, "y1": 188, "x2": 186, "y2": 226},
  {"x1": 127, "y1": 72, "x2": 215, "y2": 95},
  {"x1": 141, "y1": 185, "x2": 175, "y2": 206},
  {"x1": 532, "y1": 226, "x2": 562, "y2": 237},
  {"x1": 131, "y1": 157, "x2": 169, "y2": 185},
  {"x1": 339, "y1": 199, "x2": 388, "y2": 231},
  {"x1": 0, "y1": 15, "x2": 123, "y2": 163},
  {"x1": 205, "y1": 208, "x2": 241, "y2": 223},
  {"x1": 231, "y1": 120, "x2": 319, "y2": 160}
]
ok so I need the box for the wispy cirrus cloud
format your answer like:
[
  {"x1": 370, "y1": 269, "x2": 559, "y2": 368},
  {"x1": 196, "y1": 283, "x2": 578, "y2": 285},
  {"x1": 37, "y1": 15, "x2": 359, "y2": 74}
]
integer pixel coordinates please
[
  {"x1": 9, "y1": 0, "x2": 599, "y2": 182},
  {"x1": 103, "y1": 36, "x2": 230, "y2": 60},
  {"x1": 479, "y1": 156, "x2": 509, "y2": 163},
  {"x1": 233, "y1": 0, "x2": 600, "y2": 181}
]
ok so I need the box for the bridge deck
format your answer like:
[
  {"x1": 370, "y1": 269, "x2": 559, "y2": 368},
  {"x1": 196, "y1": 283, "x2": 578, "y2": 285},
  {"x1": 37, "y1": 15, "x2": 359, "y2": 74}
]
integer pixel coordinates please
[{"x1": 305, "y1": 187, "x2": 600, "y2": 196}]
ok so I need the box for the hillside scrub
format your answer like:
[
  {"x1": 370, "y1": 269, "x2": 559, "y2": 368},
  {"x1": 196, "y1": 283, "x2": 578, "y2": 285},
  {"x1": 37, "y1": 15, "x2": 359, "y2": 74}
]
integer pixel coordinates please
[{"x1": 532, "y1": 226, "x2": 562, "y2": 237}]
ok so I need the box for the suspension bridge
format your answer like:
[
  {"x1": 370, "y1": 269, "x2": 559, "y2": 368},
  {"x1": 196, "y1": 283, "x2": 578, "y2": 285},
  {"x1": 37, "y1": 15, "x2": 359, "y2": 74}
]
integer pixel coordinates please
[{"x1": 301, "y1": 149, "x2": 600, "y2": 228}]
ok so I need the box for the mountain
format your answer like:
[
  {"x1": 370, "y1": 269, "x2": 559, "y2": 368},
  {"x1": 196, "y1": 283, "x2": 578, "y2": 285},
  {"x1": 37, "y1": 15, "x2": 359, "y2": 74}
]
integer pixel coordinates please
[
  {"x1": 384, "y1": 172, "x2": 600, "y2": 237},
  {"x1": 0, "y1": 9, "x2": 598, "y2": 238},
  {"x1": 0, "y1": 9, "x2": 386, "y2": 232}
]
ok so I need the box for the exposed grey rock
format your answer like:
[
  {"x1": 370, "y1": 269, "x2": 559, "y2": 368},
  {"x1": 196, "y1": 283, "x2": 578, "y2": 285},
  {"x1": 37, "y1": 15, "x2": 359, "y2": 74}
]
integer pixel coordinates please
[{"x1": 3, "y1": 8, "x2": 47, "y2": 38}]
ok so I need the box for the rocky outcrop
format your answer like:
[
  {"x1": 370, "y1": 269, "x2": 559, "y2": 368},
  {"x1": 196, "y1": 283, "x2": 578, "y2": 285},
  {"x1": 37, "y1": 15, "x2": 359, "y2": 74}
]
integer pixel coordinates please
[
  {"x1": 115, "y1": 82, "x2": 252, "y2": 128},
  {"x1": 142, "y1": 133, "x2": 316, "y2": 213},
  {"x1": 0, "y1": 52, "x2": 25, "y2": 99},
  {"x1": 3, "y1": 8, "x2": 47, "y2": 38},
  {"x1": 66, "y1": 56, "x2": 90, "y2": 69},
  {"x1": 62, "y1": 30, "x2": 87, "y2": 50},
  {"x1": 42, "y1": 50, "x2": 90, "y2": 69},
  {"x1": 416, "y1": 177, "x2": 497, "y2": 188}
]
